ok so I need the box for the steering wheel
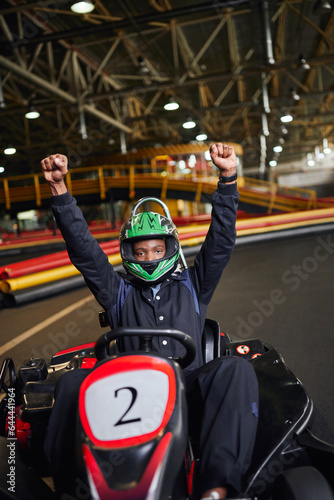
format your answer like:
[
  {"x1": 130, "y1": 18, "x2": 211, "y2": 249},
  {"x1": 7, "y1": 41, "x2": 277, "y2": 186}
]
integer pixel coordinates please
[
  {"x1": 0, "y1": 358, "x2": 15, "y2": 394},
  {"x1": 95, "y1": 327, "x2": 196, "y2": 369}
]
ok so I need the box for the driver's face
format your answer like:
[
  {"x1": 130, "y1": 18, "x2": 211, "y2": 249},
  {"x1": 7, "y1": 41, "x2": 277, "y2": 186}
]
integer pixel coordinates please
[{"x1": 133, "y1": 239, "x2": 166, "y2": 261}]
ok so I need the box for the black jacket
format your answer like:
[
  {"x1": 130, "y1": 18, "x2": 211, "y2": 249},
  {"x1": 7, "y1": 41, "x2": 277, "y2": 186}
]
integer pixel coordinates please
[{"x1": 51, "y1": 182, "x2": 239, "y2": 372}]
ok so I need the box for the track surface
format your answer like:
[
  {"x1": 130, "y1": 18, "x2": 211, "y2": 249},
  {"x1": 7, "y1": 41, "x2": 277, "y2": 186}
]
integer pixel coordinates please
[{"x1": 1, "y1": 230, "x2": 334, "y2": 445}]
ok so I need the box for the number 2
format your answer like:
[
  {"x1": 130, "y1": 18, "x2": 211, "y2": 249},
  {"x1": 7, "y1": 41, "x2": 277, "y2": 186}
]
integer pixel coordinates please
[{"x1": 114, "y1": 386, "x2": 141, "y2": 426}]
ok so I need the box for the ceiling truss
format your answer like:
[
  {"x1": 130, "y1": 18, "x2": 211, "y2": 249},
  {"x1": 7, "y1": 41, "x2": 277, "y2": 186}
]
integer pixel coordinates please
[{"x1": 1, "y1": 0, "x2": 334, "y2": 176}]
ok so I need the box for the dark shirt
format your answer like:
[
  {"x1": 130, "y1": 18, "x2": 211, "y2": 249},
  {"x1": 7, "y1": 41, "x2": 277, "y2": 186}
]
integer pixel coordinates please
[{"x1": 51, "y1": 182, "x2": 239, "y2": 373}]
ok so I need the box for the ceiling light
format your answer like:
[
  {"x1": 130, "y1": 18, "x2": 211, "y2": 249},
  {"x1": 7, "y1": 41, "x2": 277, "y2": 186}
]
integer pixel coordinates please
[
  {"x1": 313, "y1": 0, "x2": 332, "y2": 14},
  {"x1": 280, "y1": 111, "x2": 293, "y2": 123},
  {"x1": 299, "y1": 55, "x2": 311, "y2": 70},
  {"x1": 4, "y1": 147, "x2": 16, "y2": 155},
  {"x1": 290, "y1": 88, "x2": 300, "y2": 101},
  {"x1": 71, "y1": 1, "x2": 95, "y2": 14},
  {"x1": 273, "y1": 145, "x2": 283, "y2": 153},
  {"x1": 196, "y1": 132, "x2": 207, "y2": 141},
  {"x1": 164, "y1": 102, "x2": 179, "y2": 111},
  {"x1": 307, "y1": 153, "x2": 315, "y2": 167},
  {"x1": 137, "y1": 56, "x2": 150, "y2": 75},
  {"x1": 182, "y1": 118, "x2": 196, "y2": 129},
  {"x1": 204, "y1": 150, "x2": 211, "y2": 161},
  {"x1": 25, "y1": 107, "x2": 40, "y2": 119},
  {"x1": 188, "y1": 154, "x2": 197, "y2": 168},
  {"x1": 269, "y1": 160, "x2": 277, "y2": 167},
  {"x1": 164, "y1": 96, "x2": 179, "y2": 111},
  {"x1": 323, "y1": 138, "x2": 332, "y2": 154}
]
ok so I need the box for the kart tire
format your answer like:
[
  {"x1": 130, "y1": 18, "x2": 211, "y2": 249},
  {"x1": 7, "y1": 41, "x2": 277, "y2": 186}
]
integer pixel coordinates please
[{"x1": 273, "y1": 466, "x2": 334, "y2": 500}]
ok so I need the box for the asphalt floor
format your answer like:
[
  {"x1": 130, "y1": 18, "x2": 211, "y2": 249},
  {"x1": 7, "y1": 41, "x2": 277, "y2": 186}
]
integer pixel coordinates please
[
  {"x1": 1, "y1": 229, "x2": 334, "y2": 445},
  {"x1": 207, "y1": 230, "x2": 334, "y2": 444}
]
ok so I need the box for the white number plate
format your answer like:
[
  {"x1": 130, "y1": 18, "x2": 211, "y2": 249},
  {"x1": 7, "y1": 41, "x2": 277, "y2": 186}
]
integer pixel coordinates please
[{"x1": 84, "y1": 369, "x2": 170, "y2": 442}]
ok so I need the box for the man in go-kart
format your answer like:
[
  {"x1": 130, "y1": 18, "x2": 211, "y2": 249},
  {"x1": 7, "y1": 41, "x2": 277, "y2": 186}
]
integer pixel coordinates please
[{"x1": 41, "y1": 143, "x2": 258, "y2": 500}]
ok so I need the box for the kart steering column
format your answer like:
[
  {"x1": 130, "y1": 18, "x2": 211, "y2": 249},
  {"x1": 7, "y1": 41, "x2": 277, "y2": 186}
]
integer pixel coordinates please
[{"x1": 95, "y1": 327, "x2": 196, "y2": 368}]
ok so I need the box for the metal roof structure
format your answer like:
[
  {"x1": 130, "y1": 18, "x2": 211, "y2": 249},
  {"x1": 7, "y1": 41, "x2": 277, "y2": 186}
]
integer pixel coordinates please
[{"x1": 1, "y1": 0, "x2": 334, "y2": 177}]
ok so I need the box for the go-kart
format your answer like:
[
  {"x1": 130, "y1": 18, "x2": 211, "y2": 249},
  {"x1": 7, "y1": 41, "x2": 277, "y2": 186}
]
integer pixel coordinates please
[{"x1": 1, "y1": 319, "x2": 334, "y2": 500}]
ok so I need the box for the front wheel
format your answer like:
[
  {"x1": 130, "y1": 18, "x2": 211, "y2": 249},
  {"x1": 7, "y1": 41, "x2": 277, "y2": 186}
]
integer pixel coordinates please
[{"x1": 273, "y1": 466, "x2": 334, "y2": 500}]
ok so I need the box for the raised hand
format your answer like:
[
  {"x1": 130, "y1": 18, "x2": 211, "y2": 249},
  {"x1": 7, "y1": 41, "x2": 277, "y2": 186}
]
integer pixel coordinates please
[
  {"x1": 210, "y1": 143, "x2": 236, "y2": 178},
  {"x1": 41, "y1": 154, "x2": 68, "y2": 195}
]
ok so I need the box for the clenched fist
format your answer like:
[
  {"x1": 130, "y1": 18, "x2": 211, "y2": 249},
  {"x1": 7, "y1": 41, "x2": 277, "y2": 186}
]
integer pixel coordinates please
[
  {"x1": 41, "y1": 154, "x2": 68, "y2": 196},
  {"x1": 210, "y1": 143, "x2": 237, "y2": 182}
]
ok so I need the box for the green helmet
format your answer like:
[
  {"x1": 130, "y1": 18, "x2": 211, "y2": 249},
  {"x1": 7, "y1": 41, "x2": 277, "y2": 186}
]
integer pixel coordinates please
[{"x1": 119, "y1": 211, "x2": 180, "y2": 285}]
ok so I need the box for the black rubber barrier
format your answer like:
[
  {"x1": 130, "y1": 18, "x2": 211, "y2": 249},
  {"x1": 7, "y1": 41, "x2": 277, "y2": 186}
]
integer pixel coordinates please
[
  {"x1": 2, "y1": 275, "x2": 85, "y2": 308},
  {"x1": 1, "y1": 265, "x2": 122, "y2": 308}
]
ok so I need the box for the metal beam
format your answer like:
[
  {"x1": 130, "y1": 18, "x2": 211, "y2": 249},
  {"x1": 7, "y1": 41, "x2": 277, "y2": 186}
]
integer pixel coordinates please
[
  {"x1": 178, "y1": 12, "x2": 228, "y2": 85},
  {"x1": 80, "y1": 50, "x2": 334, "y2": 104},
  {"x1": 0, "y1": 55, "x2": 133, "y2": 133},
  {"x1": 84, "y1": 37, "x2": 121, "y2": 94},
  {"x1": 304, "y1": 10, "x2": 334, "y2": 90},
  {"x1": 214, "y1": 48, "x2": 254, "y2": 107},
  {"x1": 0, "y1": 1, "x2": 53, "y2": 15},
  {"x1": 0, "y1": 15, "x2": 26, "y2": 68},
  {"x1": 271, "y1": 1, "x2": 286, "y2": 98},
  {"x1": 0, "y1": 1, "x2": 250, "y2": 46},
  {"x1": 286, "y1": 2, "x2": 334, "y2": 47},
  {"x1": 3, "y1": 2, "x2": 124, "y2": 92}
]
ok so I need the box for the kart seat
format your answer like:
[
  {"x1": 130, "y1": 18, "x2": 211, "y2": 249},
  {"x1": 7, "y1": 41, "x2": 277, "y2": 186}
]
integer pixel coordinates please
[
  {"x1": 202, "y1": 318, "x2": 221, "y2": 363},
  {"x1": 202, "y1": 319, "x2": 266, "y2": 362}
]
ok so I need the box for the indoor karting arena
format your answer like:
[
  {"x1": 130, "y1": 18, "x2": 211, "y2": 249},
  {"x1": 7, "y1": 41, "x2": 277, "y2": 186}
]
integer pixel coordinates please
[{"x1": 1, "y1": 1, "x2": 334, "y2": 499}]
